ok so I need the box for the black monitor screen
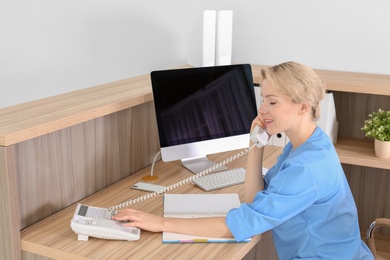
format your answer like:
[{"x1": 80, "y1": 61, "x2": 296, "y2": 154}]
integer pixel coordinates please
[{"x1": 151, "y1": 64, "x2": 257, "y2": 148}]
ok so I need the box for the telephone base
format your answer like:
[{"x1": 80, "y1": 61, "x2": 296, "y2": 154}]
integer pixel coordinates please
[{"x1": 71, "y1": 204, "x2": 141, "y2": 242}]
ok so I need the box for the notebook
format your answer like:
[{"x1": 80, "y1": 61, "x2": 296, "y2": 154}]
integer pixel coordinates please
[{"x1": 162, "y1": 193, "x2": 251, "y2": 243}]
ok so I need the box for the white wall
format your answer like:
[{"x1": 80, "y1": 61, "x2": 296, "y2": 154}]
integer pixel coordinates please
[
  {"x1": 232, "y1": 1, "x2": 390, "y2": 75},
  {"x1": 1, "y1": 0, "x2": 389, "y2": 109}
]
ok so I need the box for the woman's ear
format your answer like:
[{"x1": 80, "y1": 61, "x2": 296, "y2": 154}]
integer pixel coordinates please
[{"x1": 299, "y1": 103, "x2": 311, "y2": 115}]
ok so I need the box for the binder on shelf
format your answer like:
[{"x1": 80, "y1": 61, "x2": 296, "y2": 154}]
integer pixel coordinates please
[
  {"x1": 318, "y1": 93, "x2": 338, "y2": 144},
  {"x1": 254, "y1": 85, "x2": 261, "y2": 109},
  {"x1": 215, "y1": 10, "x2": 233, "y2": 66},
  {"x1": 187, "y1": 10, "x2": 217, "y2": 67},
  {"x1": 187, "y1": 10, "x2": 234, "y2": 67},
  {"x1": 162, "y1": 193, "x2": 251, "y2": 243}
]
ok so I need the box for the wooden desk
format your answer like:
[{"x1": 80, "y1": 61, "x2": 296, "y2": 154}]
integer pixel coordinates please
[
  {"x1": 1, "y1": 64, "x2": 389, "y2": 259},
  {"x1": 0, "y1": 74, "x2": 160, "y2": 260},
  {"x1": 21, "y1": 147, "x2": 281, "y2": 260}
]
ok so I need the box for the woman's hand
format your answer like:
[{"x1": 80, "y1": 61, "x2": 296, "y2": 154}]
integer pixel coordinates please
[
  {"x1": 112, "y1": 208, "x2": 231, "y2": 238},
  {"x1": 112, "y1": 208, "x2": 164, "y2": 232},
  {"x1": 251, "y1": 114, "x2": 266, "y2": 133},
  {"x1": 250, "y1": 115, "x2": 269, "y2": 145}
]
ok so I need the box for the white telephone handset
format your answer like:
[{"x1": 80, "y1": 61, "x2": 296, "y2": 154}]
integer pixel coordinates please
[{"x1": 250, "y1": 125, "x2": 269, "y2": 148}]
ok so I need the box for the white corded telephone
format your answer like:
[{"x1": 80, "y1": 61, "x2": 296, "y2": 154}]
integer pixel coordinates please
[
  {"x1": 71, "y1": 204, "x2": 140, "y2": 241},
  {"x1": 250, "y1": 125, "x2": 269, "y2": 148},
  {"x1": 70, "y1": 126, "x2": 269, "y2": 241}
]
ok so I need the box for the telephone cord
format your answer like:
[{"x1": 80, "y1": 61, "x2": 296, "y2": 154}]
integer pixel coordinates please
[
  {"x1": 109, "y1": 142, "x2": 259, "y2": 211},
  {"x1": 150, "y1": 151, "x2": 161, "y2": 178}
]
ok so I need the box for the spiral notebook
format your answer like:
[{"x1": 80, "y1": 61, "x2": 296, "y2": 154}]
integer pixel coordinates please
[{"x1": 162, "y1": 193, "x2": 251, "y2": 243}]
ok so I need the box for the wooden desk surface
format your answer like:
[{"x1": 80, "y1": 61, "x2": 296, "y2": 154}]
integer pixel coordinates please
[{"x1": 20, "y1": 146, "x2": 282, "y2": 260}]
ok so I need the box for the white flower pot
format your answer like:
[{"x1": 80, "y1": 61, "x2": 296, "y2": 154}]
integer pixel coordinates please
[{"x1": 374, "y1": 139, "x2": 390, "y2": 159}]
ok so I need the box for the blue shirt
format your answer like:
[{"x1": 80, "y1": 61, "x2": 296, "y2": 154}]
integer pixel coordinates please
[{"x1": 226, "y1": 127, "x2": 373, "y2": 259}]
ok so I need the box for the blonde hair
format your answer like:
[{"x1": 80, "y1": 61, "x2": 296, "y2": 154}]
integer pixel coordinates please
[{"x1": 261, "y1": 61, "x2": 326, "y2": 120}]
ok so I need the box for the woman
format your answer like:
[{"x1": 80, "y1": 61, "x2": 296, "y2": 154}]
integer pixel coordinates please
[{"x1": 113, "y1": 62, "x2": 373, "y2": 259}]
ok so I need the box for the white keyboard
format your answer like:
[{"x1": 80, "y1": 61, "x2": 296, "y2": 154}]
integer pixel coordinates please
[{"x1": 192, "y1": 168, "x2": 246, "y2": 191}]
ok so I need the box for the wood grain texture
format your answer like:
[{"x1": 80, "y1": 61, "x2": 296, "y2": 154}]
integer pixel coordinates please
[
  {"x1": 2, "y1": 64, "x2": 390, "y2": 147},
  {"x1": 251, "y1": 64, "x2": 390, "y2": 96},
  {"x1": 332, "y1": 92, "x2": 390, "y2": 140},
  {"x1": 330, "y1": 90, "x2": 390, "y2": 239},
  {"x1": 0, "y1": 74, "x2": 153, "y2": 146},
  {"x1": 367, "y1": 232, "x2": 390, "y2": 260},
  {"x1": 335, "y1": 139, "x2": 390, "y2": 170},
  {"x1": 16, "y1": 102, "x2": 159, "y2": 229},
  {"x1": 344, "y1": 165, "x2": 390, "y2": 236},
  {"x1": 0, "y1": 146, "x2": 22, "y2": 259},
  {"x1": 21, "y1": 147, "x2": 282, "y2": 260}
]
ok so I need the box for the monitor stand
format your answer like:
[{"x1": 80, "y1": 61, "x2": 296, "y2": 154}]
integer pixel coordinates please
[{"x1": 181, "y1": 156, "x2": 228, "y2": 174}]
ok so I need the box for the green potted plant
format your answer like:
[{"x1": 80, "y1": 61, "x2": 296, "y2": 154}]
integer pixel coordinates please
[{"x1": 361, "y1": 108, "x2": 390, "y2": 158}]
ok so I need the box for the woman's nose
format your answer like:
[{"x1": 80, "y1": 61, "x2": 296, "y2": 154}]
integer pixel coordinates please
[{"x1": 258, "y1": 102, "x2": 267, "y2": 114}]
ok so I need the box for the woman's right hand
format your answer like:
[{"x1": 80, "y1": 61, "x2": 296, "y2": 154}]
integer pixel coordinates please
[
  {"x1": 250, "y1": 114, "x2": 266, "y2": 133},
  {"x1": 250, "y1": 115, "x2": 270, "y2": 144}
]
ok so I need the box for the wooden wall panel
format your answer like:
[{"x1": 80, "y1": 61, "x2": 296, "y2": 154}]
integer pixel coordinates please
[
  {"x1": 129, "y1": 101, "x2": 160, "y2": 172},
  {"x1": 16, "y1": 102, "x2": 159, "y2": 229},
  {"x1": 0, "y1": 146, "x2": 22, "y2": 259},
  {"x1": 95, "y1": 112, "x2": 122, "y2": 190},
  {"x1": 69, "y1": 120, "x2": 96, "y2": 200},
  {"x1": 332, "y1": 92, "x2": 390, "y2": 140},
  {"x1": 333, "y1": 92, "x2": 390, "y2": 235},
  {"x1": 344, "y1": 165, "x2": 390, "y2": 235}
]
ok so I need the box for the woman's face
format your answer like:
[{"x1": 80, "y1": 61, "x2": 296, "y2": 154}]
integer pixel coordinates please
[{"x1": 259, "y1": 79, "x2": 303, "y2": 136}]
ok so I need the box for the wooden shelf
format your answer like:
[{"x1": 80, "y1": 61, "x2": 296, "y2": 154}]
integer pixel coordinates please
[
  {"x1": 251, "y1": 64, "x2": 390, "y2": 96},
  {"x1": 335, "y1": 139, "x2": 390, "y2": 170}
]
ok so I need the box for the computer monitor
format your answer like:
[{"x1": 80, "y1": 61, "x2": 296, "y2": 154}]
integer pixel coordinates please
[{"x1": 150, "y1": 64, "x2": 257, "y2": 174}]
